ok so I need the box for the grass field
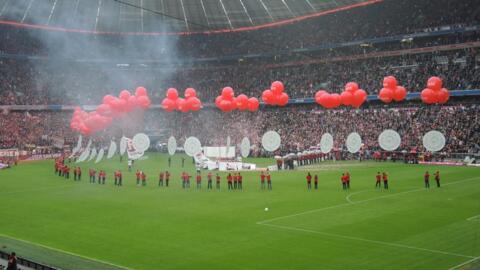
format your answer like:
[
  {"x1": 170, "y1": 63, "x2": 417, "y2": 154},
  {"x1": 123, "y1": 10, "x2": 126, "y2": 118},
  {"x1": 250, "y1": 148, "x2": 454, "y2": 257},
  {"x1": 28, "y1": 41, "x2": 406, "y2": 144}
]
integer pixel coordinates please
[{"x1": 0, "y1": 153, "x2": 479, "y2": 270}]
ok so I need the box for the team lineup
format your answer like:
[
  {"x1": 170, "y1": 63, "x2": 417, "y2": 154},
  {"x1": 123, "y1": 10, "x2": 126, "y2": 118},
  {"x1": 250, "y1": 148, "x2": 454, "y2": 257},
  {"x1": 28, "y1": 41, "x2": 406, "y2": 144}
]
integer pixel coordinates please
[{"x1": 54, "y1": 157, "x2": 442, "y2": 190}]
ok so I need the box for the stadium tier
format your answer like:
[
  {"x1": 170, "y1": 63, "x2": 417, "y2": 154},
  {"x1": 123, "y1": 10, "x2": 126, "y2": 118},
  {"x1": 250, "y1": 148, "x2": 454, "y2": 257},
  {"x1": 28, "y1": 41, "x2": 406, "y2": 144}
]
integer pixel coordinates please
[{"x1": 0, "y1": 1, "x2": 479, "y2": 269}]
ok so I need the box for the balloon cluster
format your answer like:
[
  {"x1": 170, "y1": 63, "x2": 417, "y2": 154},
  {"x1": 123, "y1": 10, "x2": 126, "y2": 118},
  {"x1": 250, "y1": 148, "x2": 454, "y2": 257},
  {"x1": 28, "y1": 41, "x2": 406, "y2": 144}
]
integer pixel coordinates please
[
  {"x1": 420, "y1": 77, "x2": 450, "y2": 104},
  {"x1": 261, "y1": 81, "x2": 289, "y2": 106},
  {"x1": 70, "y1": 107, "x2": 112, "y2": 136},
  {"x1": 215, "y1": 87, "x2": 260, "y2": 112},
  {"x1": 70, "y1": 87, "x2": 151, "y2": 136},
  {"x1": 378, "y1": 76, "x2": 407, "y2": 103},
  {"x1": 314, "y1": 90, "x2": 341, "y2": 109},
  {"x1": 161, "y1": 88, "x2": 202, "y2": 113},
  {"x1": 315, "y1": 82, "x2": 367, "y2": 109},
  {"x1": 339, "y1": 82, "x2": 367, "y2": 108}
]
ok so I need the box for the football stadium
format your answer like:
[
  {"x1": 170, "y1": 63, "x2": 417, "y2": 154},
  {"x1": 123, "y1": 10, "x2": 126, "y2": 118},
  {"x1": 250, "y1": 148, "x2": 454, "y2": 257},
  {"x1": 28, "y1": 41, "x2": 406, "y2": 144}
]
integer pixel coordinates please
[{"x1": 0, "y1": 0, "x2": 479, "y2": 269}]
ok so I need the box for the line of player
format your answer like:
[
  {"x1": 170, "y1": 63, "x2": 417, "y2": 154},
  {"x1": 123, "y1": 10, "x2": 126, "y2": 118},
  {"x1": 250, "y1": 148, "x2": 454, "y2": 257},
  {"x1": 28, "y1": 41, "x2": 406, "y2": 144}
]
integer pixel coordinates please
[
  {"x1": 54, "y1": 162, "x2": 274, "y2": 190},
  {"x1": 305, "y1": 170, "x2": 441, "y2": 190}
]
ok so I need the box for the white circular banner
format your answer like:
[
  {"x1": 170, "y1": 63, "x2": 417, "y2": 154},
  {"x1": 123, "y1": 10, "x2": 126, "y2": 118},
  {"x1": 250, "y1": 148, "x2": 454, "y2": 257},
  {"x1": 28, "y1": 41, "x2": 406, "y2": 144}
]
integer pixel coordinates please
[
  {"x1": 423, "y1": 130, "x2": 446, "y2": 152},
  {"x1": 378, "y1": 129, "x2": 401, "y2": 151},
  {"x1": 320, "y1": 133, "x2": 334, "y2": 154},
  {"x1": 346, "y1": 132, "x2": 362, "y2": 154},
  {"x1": 184, "y1": 137, "x2": 202, "y2": 157},
  {"x1": 262, "y1": 131, "x2": 281, "y2": 152},
  {"x1": 240, "y1": 137, "x2": 251, "y2": 158},
  {"x1": 133, "y1": 133, "x2": 150, "y2": 152},
  {"x1": 119, "y1": 137, "x2": 127, "y2": 155},
  {"x1": 167, "y1": 136, "x2": 177, "y2": 156}
]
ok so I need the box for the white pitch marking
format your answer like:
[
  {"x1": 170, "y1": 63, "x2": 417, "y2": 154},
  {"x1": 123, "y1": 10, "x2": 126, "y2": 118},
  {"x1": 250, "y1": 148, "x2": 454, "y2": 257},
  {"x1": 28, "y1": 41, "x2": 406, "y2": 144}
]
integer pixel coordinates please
[
  {"x1": 0, "y1": 234, "x2": 132, "y2": 270},
  {"x1": 257, "y1": 177, "x2": 480, "y2": 225},
  {"x1": 345, "y1": 190, "x2": 369, "y2": 204},
  {"x1": 466, "y1": 214, "x2": 480, "y2": 221},
  {"x1": 447, "y1": 256, "x2": 480, "y2": 270},
  {"x1": 260, "y1": 223, "x2": 476, "y2": 259}
]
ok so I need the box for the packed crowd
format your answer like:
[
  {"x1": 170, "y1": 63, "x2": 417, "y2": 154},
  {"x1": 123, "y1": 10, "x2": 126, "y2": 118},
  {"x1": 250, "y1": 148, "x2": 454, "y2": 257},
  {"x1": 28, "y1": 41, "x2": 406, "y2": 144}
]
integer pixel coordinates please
[
  {"x1": 0, "y1": 111, "x2": 74, "y2": 149},
  {"x1": 1, "y1": 48, "x2": 479, "y2": 106},
  {"x1": 0, "y1": 103, "x2": 478, "y2": 156},
  {"x1": 150, "y1": 103, "x2": 480, "y2": 156}
]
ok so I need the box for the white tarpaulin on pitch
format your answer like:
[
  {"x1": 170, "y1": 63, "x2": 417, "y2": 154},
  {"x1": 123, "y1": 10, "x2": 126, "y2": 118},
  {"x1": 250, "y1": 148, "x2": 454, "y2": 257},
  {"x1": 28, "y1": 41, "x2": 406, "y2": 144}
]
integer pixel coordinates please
[{"x1": 204, "y1": 146, "x2": 235, "y2": 158}]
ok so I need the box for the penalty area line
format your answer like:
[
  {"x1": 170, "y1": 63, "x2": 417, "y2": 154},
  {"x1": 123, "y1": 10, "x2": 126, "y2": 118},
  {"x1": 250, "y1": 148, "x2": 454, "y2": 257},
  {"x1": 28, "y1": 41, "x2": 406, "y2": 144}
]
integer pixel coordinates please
[
  {"x1": 259, "y1": 223, "x2": 476, "y2": 259},
  {"x1": 0, "y1": 234, "x2": 132, "y2": 270},
  {"x1": 447, "y1": 256, "x2": 480, "y2": 270}
]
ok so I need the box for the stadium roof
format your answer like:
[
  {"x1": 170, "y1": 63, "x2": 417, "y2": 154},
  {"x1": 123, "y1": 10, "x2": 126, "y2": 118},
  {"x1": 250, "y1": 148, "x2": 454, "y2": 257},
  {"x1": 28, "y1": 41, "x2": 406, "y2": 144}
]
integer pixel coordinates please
[{"x1": 0, "y1": 0, "x2": 380, "y2": 35}]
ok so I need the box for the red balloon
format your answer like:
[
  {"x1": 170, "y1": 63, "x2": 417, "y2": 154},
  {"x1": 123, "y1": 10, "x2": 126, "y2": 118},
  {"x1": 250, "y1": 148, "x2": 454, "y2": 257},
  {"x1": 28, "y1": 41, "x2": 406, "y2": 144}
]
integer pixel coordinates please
[
  {"x1": 96, "y1": 104, "x2": 112, "y2": 117},
  {"x1": 318, "y1": 93, "x2": 331, "y2": 108},
  {"x1": 345, "y1": 82, "x2": 359, "y2": 93},
  {"x1": 161, "y1": 98, "x2": 176, "y2": 112},
  {"x1": 427, "y1": 77, "x2": 443, "y2": 91},
  {"x1": 247, "y1": 97, "x2": 260, "y2": 112},
  {"x1": 126, "y1": 96, "x2": 137, "y2": 111},
  {"x1": 262, "y1": 89, "x2": 275, "y2": 104},
  {"x1": 187, "y1": 97, "x2": 202, "y2": 111},
  {"x1": 383, "y1": 76, "x2": 398, "y2": 89},
  {"x1": 176, "y1": 98, "x2": 188, "y2": 112},
  {"x1": 222, "y1": 87, "x2": 234, "y2": 100},
  {"x1": 236, "y1": 94, "x2": 249, "y2": 110},
  {"x1": 219, "y1": 99, "x2": 234, "y2": 112},
  {"x1": 331, "y1": 94, "x2": 341, "y2": 108},
  {"x1": 315, "y1": 90, "x2": 327, "y2": 100},
  {"x1": 393, "y1": 86, "x2": 407, "y2": 102},
  {"x1": 352, "y1": 89, "x2": 367, "y2": 108},
  {"x1": 277, "y1": 93, "x2": 289, "y2": 106},
  {"x1": 119, "y1": 90, "x2": 131, "y2": 100},
  {"x1": 103, "y1": 95, "x2": 115, "y2": 105},
  {"x1": 271, "y1": 81, "x2": 284, "y2": 95},
  {"x1": 437, "y1": 88, "x2": 450, "y2": 104},
  {"x1": 167, "y1": 88, "x2": 179, "y2": 100},
  {"x1": 185, "y1": 88, "x2": 197, "y2": 99},
  {"x1": 379, "y1": 88, "x2": 394, "y2": 103},
  {"x1": 215, "y1": 96, "x2": 223, "y2": 107},
  {"x1": 137, "y1": 96, "x2": 151, "y2": 109},
  {"x1": 340, "y1": 91, "x2": 353, "y2": 106},
  {"x1": 135, "y1": 86, "x2": 148, "y2": 97},
  {"x1": 421, "y1": 88, "x2": 437, "y2": 104}
]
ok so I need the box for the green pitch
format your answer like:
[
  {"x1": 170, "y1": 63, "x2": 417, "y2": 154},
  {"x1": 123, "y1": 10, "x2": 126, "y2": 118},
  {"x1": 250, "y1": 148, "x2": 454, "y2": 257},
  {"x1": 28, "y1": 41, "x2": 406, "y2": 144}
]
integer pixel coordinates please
[{"x1": 0, "y1": 153, "x2": 479, "y2": 270}]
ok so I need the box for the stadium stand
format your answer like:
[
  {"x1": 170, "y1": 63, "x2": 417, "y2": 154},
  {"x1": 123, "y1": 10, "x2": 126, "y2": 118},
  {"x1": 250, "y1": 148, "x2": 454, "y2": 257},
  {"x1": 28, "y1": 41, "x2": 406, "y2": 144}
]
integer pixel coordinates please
[{"x1": 0, "y1": 0, "x2": 479, "y2": 159}]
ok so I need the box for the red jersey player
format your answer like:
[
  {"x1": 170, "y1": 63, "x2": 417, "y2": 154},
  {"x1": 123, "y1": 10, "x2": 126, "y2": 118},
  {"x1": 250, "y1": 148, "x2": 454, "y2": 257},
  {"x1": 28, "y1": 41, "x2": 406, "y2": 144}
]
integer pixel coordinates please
[
  {"x1": 306, "y1": 173, "x2": 312, "y2": 190},
  {"x1": 375, "y1": 172, "x2": 382, "y2": 188},
  {"x1": 434, "y1": 171, "x2": 441, "y2": 187},
  {"x1": 260, "y1": 171, "x2": 266, "y2": 190},
  {"x1": 382, "y1": 172, "x2": 388, "y2": 189},
  {"x1": 207, "y1": 172, "x2": 213, "y2": 190},
  {"x1": 424, "y1": 171, "x2": 430, "y2": 188},
  {"x1": 196, "y1": 173, "x2": 202, "y2": 189},
  {"x1": 165, "y1": 171, "x2": 170, "y2": 187}
]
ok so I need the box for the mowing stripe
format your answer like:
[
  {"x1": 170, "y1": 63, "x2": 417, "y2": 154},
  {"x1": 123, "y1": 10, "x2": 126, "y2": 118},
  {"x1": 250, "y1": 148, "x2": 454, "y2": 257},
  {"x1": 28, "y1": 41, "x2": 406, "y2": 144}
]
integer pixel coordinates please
[
  {"x1": 447, "y1": 256, "x2": 480, "y2": 270},
  {"x1": 0, "y1": 234, "x2": 133, "y2": 270},
  {"x1": 260, "y1": 223, "x2": 476, "y2": 259},
  {"x1": 0, "y1": 185, "x2": 74, "y2": 195},
  {"x1": 257, "y1": 176, "x2": 480, "y2": 224}
]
